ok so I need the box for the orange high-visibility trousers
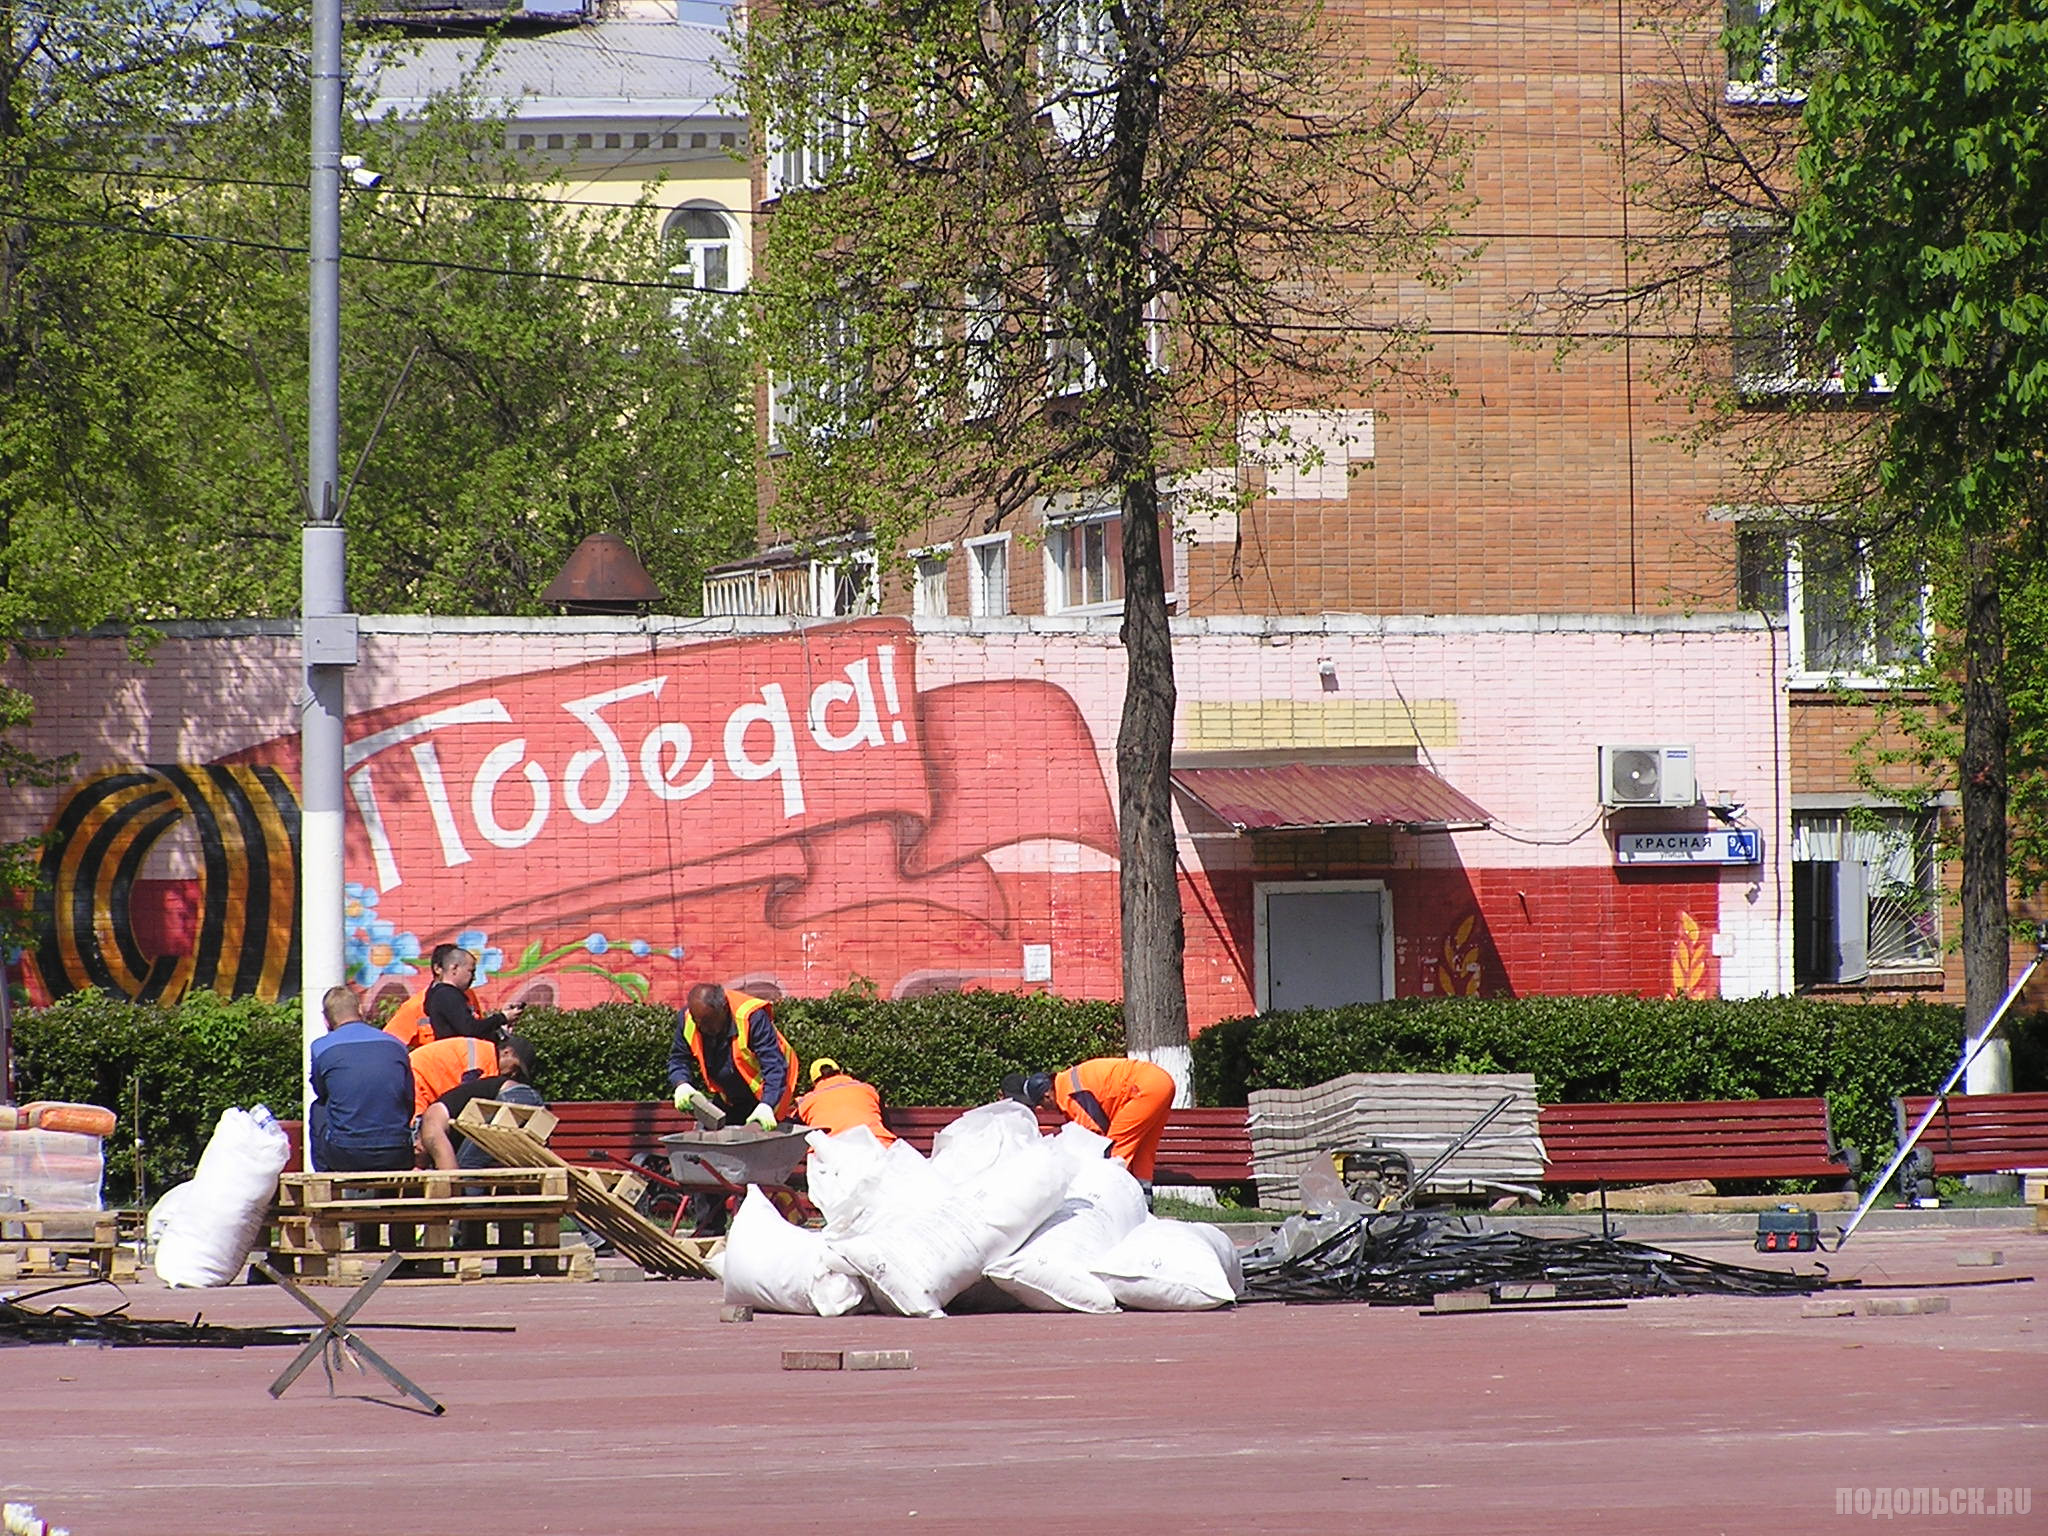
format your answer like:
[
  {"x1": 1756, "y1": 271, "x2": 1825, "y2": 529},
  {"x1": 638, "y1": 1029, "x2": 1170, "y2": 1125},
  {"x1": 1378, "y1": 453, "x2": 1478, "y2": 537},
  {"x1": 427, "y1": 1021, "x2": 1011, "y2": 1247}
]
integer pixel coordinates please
[{"x1": 1054, "y1": 1058, "x2": 1175, "y2": 1181}]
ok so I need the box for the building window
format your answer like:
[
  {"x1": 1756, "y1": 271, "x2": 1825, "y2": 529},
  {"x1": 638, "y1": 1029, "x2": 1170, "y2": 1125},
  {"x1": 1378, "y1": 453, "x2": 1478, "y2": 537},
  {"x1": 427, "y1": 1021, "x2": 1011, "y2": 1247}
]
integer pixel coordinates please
[
  {"x1": 1042, "y1": 0, "x2": 1118, "y2": 145},
  {"x1": 912, "y1": 550, "x2": 950, "y2": 617},
  {"x1": 814, "y1": 544, "x2": 878, "y2": 617},
  {"x1": 1792, "y1": 807, "x2": 1939, "y2": 983},
  {"x1": 1045, "y1": 248, "x2": 1100, "y2": 398},
  {"x1": 1725, "y1": 0, "x2": 1807, "y2": 105},
  {"x1": 1738, "y1": 526, "x2": 1927, "y2": 683},
  {"x1": 664, "y1": 205, "x2": 735, "y2": 296},
  {"x1": 967, "y1": 534, "x2": 1010, "y2": 616},
  {"x1": 768, "y1": 308, "x2": 865, "y2": 449},
  {"x1": 765, "y1": 73, "x2": 860, "y2": 197},
  {"x1": 964, "y1": 285, "x2": 1001, "y2": 418},
  {"x1": 1046, "y1": 508, "x2": 1122, "y2": 611}
]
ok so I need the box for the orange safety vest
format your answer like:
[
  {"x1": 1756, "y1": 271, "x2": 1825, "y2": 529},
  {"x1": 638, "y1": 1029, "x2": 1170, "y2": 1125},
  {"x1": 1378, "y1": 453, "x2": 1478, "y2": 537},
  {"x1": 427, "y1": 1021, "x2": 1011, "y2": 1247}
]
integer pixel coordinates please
[
  {"x1": 384, "y1": 985, "x2": 483, "y2": 1050},
  {"x1": 796, "y1": 1075, "x2": 897, "y2": 1144},
  {"x1": 681, "y1": 992, "x2": 798, "y2": 1119},
  {"x1": 409, "y1": 1034, "x2": 499, "y2": 1119}
]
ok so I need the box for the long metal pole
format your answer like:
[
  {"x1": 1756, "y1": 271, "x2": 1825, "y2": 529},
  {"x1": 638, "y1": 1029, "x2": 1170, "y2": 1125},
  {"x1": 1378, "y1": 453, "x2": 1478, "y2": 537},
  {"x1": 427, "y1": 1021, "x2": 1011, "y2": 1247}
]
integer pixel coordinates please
[
  {"x1": 1836, "y1": 924, "x2": 2048, "y2": 1247},
  {"x1": 300, "y1": 0, "x2": 350, "y2": 1163}
]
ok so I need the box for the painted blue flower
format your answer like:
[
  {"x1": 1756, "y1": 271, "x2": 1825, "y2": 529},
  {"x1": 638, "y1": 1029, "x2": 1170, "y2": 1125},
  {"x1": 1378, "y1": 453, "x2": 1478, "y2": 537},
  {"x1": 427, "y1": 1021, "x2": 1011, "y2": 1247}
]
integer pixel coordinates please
[
  {"x1": 346, "y1": 910, "x2": 422, "y2": 989},
  {"x1": 344, "y1": 882, "x2": 379, "y2": 923},
  {"x1": 583, "y1": 933, "x2": 609, "y2": 955},
  {"x1": 456, "y1": 929, "x2": 506, "y2": 980},
  {"x1": 630, "y1": 940, "x2": 650, "y2": 957},
  {"x1": 668, "y1": 947, "x2": 686, "y2": 960}
]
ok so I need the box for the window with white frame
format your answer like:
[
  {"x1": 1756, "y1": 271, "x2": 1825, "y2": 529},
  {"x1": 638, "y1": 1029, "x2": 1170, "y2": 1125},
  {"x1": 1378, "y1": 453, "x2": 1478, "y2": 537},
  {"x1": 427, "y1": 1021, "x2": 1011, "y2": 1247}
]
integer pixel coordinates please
[
  {"x1": 664, "y1": 205, "x2": 736, "y2": 298},
  {"x1": 1792, "y1": 806, "x2": 1940, "y2": 984},
  {"x1": 964, "y1": 284, "x2": 1001, "y2": 419},
  {"x1": 1724, "y1": 0, "x2": 1807, "y2": 104},
  {"x1": 1043, "y1": 502, "x2": 1182, "y2": 614},
  {"x1": 1738, "y1": 525, "x2": 1928, "y2": 682},
  {"x1": 910, "y1": 303, "x2": 945, "y2": 427},
  {"x1": 1046, "y1": 249, "x2": 1100, "y2": 397},
  {"x1": 764, "y1": 64, "x2": 860, "y2": 198},
  {"x1": 912, "y1": 548, "x2": 950, "y2": 617},
  {"x1": 966, "y1": 533, "x2": 1010, "y2": 616},
  {"x1": 812, "y1": 543, "x2": 878, "y2": 617},
  {"x1": 1727, "y1": 228, "x2": 1891, "y2": 397},
  {"x1": 1041, "y1": 0, "x2": 1118, "y2": 145},
  {"x1": 769, "y1": 308, "x2": 864, "y2": 449}
]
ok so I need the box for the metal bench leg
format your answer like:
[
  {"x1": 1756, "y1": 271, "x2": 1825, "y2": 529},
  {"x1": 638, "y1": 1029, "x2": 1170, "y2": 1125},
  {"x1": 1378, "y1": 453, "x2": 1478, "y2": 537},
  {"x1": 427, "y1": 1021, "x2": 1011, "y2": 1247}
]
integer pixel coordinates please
[{"x1": 256, "y1": 1254, "x2": 446, "y2": 1415}]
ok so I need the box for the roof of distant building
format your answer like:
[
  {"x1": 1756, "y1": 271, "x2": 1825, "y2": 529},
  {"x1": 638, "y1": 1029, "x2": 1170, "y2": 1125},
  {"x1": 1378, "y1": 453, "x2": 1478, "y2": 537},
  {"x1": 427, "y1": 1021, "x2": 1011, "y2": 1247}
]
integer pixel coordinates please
[{"x1": 364, "y1": 20, "x2": 734, "y2": 122}]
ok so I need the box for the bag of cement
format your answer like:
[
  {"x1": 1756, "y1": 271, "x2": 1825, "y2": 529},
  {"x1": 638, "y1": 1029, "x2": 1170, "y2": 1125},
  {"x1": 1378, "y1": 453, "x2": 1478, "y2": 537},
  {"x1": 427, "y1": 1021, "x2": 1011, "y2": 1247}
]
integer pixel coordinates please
[
  {"x1": 830, "y1": 1107, "x2": 1067, "y2": 1317},
  {"x1": 152, "y1": 1105, "x2": 290, "y2": 1288},
  {"x1": 984, "y1": 1155, "x2": 1149, "y2": 1313},
  {"x1": 721, "y1": 1186, "x2": 865, "y2": 1316},
  {"x1": 811, "y1": 1130, "x2": 945, "y2": 1241},
  {"x1": 0, "y1": 1128, "x2": 105, "y2": 1210},
  {"x1": 1091, "y1": 1218, "x2": 1245, "y2": 1311}
]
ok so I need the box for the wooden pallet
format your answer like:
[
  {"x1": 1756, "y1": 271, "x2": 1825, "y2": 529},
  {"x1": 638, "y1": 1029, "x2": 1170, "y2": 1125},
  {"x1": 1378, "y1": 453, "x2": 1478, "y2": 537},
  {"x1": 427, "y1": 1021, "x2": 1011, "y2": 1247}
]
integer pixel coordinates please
[
  {"x1": 0, "y1": 1210, "x2": 133, "y2": 1282},
  {"x1": 453, "y1": 1102, "x2": 717, "y2": 1279},
  {"x1": 263, "y1": 1168, "x2": 592, "y2": 1285}
]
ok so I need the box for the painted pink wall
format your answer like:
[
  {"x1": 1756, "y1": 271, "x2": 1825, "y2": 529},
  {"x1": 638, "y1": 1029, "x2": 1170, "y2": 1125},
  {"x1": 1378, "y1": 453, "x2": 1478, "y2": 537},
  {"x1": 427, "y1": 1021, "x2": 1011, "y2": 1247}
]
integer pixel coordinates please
[{"x1": 3, "y1": 614, "x2": 1784, "y2": 1020}]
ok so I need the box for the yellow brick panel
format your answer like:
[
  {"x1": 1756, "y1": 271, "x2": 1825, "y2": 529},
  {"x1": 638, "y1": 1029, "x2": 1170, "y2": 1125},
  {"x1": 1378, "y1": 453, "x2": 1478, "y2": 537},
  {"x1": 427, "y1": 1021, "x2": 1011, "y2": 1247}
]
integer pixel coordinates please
[{"x1": 1182, "y1": 700, "x2": 1459, "y2": 751}]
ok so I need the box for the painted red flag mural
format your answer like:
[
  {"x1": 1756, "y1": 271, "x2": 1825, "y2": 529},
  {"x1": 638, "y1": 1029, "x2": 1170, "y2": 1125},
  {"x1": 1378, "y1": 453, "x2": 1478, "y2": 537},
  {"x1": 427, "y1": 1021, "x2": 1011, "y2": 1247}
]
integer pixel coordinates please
[{"x1": 30, "y1": 621, "x2": 1122, "y2": 1012}]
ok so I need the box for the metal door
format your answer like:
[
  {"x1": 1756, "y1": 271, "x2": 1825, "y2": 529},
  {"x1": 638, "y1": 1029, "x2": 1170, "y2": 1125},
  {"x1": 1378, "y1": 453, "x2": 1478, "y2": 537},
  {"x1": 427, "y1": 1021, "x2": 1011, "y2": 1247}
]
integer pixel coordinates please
[{"x1": 1259, "y1": 883, "x2": 1389, "y2": 1011}]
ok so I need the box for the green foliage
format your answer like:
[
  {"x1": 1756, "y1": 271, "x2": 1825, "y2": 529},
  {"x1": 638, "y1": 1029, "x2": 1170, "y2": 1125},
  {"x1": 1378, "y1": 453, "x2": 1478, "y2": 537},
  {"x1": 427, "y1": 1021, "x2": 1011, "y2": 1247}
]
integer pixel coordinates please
[
  {"x1": 1190, "y1": 994, "x2": 1978, "y2": 1156},
  {"x1": 12, "y1": 989, "x2": 301, "y2": 1203},
  {"x1": 512, "y1": 1002, "x2": 674, "y2": 1103},
  {"x1": 0, "y1": 7, "x2": 756, "y2": 628}
]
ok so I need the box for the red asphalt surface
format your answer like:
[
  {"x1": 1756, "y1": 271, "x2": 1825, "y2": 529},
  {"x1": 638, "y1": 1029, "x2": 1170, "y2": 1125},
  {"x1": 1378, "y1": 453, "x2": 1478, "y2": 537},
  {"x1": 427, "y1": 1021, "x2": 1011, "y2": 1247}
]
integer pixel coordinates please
[{"x1": 3, "y1": 1225, "x2": 2043, "y2": 1535}]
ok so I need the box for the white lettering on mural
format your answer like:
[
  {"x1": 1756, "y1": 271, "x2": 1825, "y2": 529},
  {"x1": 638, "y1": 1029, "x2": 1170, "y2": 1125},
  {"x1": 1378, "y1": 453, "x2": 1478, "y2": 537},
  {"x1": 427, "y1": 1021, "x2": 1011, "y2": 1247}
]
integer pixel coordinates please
[
  {"x1": 409, "y1": 740, "x2": 473, "y2": 867},
  {"x1": 808, "y1": 658, "x2": 886, "y2": 752},
  {"x1": 725, "y1": 684, "x2": 806, "y2": 818},
  {"x1": 563, "y1": 677, "x2": 668, "y2": 826},
  {"x1": 346, "y1": 647, "x2": 916, "y2": 890},
  {"x1": 640, "y1": 721, "x2": 715, "y2": 802},
  {"x1": 472, "y1": 738, "x2": 551, "y2": 849}
]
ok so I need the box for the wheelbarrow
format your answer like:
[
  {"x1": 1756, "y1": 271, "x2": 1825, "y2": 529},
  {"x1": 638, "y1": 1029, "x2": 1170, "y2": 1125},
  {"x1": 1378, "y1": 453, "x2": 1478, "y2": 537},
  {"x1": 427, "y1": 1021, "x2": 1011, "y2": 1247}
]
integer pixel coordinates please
[{"x1": 645, "y1": 1127, "x2": 816, "y2": 1233}]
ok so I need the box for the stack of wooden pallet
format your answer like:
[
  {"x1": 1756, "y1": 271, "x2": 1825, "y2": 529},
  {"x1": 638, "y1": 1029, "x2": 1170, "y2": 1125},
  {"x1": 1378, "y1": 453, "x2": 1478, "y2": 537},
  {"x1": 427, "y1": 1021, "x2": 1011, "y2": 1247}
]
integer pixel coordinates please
[
  {"x1": 0, "y1": 1209, "x2": 132, "y2": 1283},
  {"x1": 264, "y1": 1167, "x2": 593, "y2": 1285},
  {"x1": 451, "y1": 1099, "x2": 718, "y2": 1279}
]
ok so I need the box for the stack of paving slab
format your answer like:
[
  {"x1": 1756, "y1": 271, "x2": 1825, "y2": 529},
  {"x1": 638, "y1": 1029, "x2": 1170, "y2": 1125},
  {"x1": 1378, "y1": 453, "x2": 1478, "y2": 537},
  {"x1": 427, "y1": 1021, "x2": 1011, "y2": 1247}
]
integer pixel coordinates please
[{"x1": 1247, "y1": 1072, "x2": 1546, "y2": 1209}]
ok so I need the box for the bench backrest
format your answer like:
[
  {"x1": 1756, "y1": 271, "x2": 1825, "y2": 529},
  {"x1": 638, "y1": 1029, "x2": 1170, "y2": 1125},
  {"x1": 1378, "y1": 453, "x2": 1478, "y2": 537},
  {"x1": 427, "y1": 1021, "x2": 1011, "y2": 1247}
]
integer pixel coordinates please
[
  {"x1": 1537, "y1": 1097, "x2": 1852, "y2": 1184},
  {"x1": 538, "y1": 1100, "x2": 1254, "y2": 1186},
  {"x1": 1896, "y1": 1091, "x2": 2048, "y2": 1175}
]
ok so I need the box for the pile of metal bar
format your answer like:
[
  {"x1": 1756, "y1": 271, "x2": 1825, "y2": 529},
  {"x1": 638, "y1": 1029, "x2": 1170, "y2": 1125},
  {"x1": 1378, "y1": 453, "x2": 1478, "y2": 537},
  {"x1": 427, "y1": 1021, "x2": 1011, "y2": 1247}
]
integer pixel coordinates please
[
  {"x1": 1240, "y1": 1211, "x2": 1842, "y2": 1306},
  {"x1": 0, "y1": 1287, "x2": 305, "y2": 1349}
]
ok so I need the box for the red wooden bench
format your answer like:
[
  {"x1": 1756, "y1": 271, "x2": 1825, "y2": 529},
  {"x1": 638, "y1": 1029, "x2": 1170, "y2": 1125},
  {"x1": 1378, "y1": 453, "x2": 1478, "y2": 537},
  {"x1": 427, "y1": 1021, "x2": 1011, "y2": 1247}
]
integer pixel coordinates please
[
  {"x1": 540, "y1": 1101, "x2": 1256, "y2": 1188},
  {"x1": 1894, "y1": 1091, "x2": 2048, "y2": 1177},
  {"x1": 1536, "y1": 1098, "x2": 1860, "y2": 1188}
]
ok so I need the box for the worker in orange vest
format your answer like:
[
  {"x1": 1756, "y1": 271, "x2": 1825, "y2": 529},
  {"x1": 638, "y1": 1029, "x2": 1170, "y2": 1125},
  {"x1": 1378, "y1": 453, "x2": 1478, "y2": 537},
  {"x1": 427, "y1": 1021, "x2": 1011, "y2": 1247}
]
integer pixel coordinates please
[
  {"x1": 409, "y1": 1032, "x2": 520, "y2": 1122},
  {"x1": 384, "y1": 943, "x2": 521, "y2": 1050},
  {"x1": 796, "y1": 1058, "x2": 897, "y2": 1145},
  {"x1": 1005, "y1": 1057, "x2": 1176, "y2": 1189},
  {"x1": 666, "y1": 983, "x2": 799, "y2": 1131}
]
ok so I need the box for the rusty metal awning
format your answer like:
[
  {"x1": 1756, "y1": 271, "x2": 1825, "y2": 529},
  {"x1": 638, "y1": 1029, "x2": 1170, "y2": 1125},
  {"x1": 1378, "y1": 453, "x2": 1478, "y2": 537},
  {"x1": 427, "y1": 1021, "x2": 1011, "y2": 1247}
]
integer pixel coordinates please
[{"x1": 1171, "y1": 763, "x2": 1492, "y2": 833}]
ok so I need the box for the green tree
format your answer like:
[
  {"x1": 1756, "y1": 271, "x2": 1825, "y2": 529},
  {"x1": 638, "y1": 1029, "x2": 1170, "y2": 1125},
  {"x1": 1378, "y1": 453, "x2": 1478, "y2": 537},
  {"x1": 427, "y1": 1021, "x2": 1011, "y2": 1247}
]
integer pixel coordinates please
[
  {"x1": 0, "y1": 11, "x2": 756, "y2": 625},
  {"x1": 736, "y1": 0, "x2": 1467, "y2": 1075},
  {"x1": 1773, "y1": 0, "x2": 2048, "y2": 1065}
]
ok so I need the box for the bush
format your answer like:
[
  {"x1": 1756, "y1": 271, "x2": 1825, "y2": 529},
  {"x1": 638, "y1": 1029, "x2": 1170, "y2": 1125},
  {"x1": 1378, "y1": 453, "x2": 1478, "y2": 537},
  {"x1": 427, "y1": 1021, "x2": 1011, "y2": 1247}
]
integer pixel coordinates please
[
  {"x1": 1189, "y1": 994, "x2": 1977, "y2": 1156},
  {"x1": 13, "y1": 990, "x2": 301, "y2": 1203}
]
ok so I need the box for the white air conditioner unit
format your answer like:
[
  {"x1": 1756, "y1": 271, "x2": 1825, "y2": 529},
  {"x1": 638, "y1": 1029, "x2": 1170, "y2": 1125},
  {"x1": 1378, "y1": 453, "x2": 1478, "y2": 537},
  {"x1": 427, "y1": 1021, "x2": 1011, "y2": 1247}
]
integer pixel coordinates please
[{"x1": 1600, "y1": 745, "x2": 1697, "y2": 808}]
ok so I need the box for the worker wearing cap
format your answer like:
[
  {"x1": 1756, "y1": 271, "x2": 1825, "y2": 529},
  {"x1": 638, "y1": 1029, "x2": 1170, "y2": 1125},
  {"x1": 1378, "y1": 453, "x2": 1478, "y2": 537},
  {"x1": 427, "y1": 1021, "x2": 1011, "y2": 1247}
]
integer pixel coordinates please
[
  {"x1": 667, "y1": 983, "x2": 799, "y2": 1131},
  {"x1": 796, "y1": 1058, "x2": 897, "y2": 1145},
  {"x1": 1005, "y1": 1057, "x2": 1176, "y2": 1185}
]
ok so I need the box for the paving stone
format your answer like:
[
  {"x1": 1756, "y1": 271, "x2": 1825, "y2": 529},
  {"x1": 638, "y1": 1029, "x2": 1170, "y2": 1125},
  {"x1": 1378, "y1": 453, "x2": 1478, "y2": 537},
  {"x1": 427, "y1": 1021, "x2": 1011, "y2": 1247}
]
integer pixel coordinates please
[
  {"x1": 781, "y1": 1349, "x2": 844, "y2": 1371},
  {"x1": 845, "y1": 1350, "x2": 915, "y2": 1371},
  {"x1": 1801, "y1": 1298, "x2": 1858, "y2": 1318},
  {"x1": 1863, "y1": 1296, "x2": 1952, "y2": 1316},
  {"x1": 1953, "y1": 1250, "x2": 2004, "y2": 1268}
]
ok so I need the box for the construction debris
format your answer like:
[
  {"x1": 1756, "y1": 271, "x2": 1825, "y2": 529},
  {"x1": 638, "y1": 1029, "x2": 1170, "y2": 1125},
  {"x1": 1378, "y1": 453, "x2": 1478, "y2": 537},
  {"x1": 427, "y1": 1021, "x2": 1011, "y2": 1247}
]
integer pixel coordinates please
[{"x1": 1239, "y1": 1209, "x2": 1846, "y2": 1308}]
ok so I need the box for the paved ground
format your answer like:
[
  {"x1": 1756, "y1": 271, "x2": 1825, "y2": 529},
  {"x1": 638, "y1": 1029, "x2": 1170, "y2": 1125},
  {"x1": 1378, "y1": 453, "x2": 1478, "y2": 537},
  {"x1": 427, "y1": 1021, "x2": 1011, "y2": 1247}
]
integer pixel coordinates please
[{"x1": 4, "y1": 1222, "x2": 2043, "y2": 1534}]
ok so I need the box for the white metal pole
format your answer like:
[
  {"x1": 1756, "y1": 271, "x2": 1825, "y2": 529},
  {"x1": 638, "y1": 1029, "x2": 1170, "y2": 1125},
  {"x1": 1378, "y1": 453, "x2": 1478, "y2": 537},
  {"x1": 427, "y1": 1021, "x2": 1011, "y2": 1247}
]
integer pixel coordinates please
[
  {"x1": 301, "y1": 0, "x2": 352, "y2": 1166},
  {"x1": 1836, "y1": 925, "x2": 2047, "y2": 1247}
]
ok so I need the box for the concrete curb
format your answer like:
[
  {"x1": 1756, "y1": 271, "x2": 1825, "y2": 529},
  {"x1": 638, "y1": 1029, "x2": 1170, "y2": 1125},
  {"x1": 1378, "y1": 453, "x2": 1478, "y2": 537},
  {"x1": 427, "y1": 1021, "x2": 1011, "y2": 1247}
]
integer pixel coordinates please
[{"x1": 1209, "y1": 1205, "x2": 2039, "y2": 1246}]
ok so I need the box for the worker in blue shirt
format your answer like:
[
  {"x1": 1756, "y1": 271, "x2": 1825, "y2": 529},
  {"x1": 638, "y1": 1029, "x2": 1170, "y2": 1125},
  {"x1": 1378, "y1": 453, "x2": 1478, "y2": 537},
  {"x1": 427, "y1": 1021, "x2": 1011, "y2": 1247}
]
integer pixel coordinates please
[{"x1": 309, "y1": 985, "x2": 415, "y2": 1172}]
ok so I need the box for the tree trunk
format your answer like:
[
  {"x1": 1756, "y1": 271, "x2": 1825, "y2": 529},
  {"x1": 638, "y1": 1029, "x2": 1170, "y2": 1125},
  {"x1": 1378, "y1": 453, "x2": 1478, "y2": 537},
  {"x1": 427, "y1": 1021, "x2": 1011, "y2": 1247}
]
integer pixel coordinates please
[
  {"x1": 1959, "y1": 532, "x2": 2011, "y2": 1094},
  {"x1": 1116, "y1": 470, "x2": 1190, "y2": 1096}
]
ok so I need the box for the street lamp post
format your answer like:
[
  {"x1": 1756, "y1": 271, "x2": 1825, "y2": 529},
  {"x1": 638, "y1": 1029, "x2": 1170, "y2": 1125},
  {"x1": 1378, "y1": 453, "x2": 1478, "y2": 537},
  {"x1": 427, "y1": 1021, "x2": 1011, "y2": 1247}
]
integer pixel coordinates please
[{"x1": 300, "y1": 0, "x2": 355, "y2": 1158}]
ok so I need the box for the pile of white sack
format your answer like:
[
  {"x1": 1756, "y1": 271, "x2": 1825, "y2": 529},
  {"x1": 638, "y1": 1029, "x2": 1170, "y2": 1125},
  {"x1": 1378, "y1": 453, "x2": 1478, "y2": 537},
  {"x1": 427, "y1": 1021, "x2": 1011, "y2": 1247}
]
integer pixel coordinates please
[{"x1": 719, "y1": 1100, "x2": 1244, "y2": 1318}]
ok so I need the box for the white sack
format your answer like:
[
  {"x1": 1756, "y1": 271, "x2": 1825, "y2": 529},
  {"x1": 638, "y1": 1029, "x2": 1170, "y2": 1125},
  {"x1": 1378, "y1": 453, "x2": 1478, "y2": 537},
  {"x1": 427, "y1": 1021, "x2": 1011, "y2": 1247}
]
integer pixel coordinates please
[
  {"x1": 984, "y1": 1156, "x2": 1150, "y2": 1313},
  {"x1": 151, "y1": 1105, "x2": 291, "y2": 1288},
  {"x1": 816, "y1": 1135, "x2": 945, "y2": 1243},
  {"x1": 721, "y1": 1186, "x2": 865, "y2": 1316},
  {"x1": 0, "y1": 1129, "x2": 104, "y2": 1210},
  {"x1": 1092, "y1": 1218, "x2": 1245, "y2": 1311},
  {"x1": 829, "y1": 1108, "x2": 1067, "y2": 1317}
]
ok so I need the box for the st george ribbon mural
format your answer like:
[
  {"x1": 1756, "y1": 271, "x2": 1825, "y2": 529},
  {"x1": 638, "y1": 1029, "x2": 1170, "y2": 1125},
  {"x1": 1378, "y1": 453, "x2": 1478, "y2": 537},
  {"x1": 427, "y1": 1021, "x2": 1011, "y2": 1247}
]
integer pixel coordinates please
[{"x1": 30, "y1": 620, "x2": 1122, "y2": 1011}]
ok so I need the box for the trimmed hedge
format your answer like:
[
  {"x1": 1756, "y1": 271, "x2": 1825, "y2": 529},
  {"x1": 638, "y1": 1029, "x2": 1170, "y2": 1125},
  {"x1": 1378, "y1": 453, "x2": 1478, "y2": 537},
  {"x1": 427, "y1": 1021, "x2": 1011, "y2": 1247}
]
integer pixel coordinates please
[
  {"x1": 15, "y1": 986, "x2": 2036, "y2": 1202},
  {"x1": 1187, "y1": 994, "x2": 2030, "y2": 1160},
  {"x1": 12, "y1": 985, "x2": 1124, "y2": 1199}
]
